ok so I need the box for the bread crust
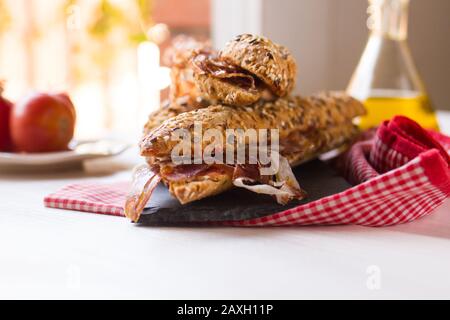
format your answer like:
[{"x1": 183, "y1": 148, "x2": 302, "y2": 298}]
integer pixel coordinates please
[
  {"x1": 220, "y1": 34, "x2": 297, "y2": 97},
  {"x1": 169, "y1": 175, "x2": 234, "y2": 205},
  {"x1": 141, "y1": 93, "x2": 366, "y2": 158}
]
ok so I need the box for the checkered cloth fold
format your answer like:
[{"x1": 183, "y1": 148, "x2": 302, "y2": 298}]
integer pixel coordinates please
[{"x1": 45, "y1": 116, "x2": 450, "y2": 227}]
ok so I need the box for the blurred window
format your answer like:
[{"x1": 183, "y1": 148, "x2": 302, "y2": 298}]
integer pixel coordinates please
[{"x1": 0, "y1": 0, "x2": 210, "y2": 137}]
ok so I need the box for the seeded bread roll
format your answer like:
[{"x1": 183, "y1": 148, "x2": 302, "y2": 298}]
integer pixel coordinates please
[
  {"x1": 141, "y1": 92, "x2": 366, "y2": 158},
  {"x1": 220, "y1": 34, "x2": 297, "y2": 97}
]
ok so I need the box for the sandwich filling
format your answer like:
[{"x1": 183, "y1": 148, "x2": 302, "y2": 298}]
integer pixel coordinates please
[
  {"x1": 125, "y1": 155, "x2": 305, "y2": 222},
  {"x1": 192, "y1": 52, "x2": 272, "y2": 96}
]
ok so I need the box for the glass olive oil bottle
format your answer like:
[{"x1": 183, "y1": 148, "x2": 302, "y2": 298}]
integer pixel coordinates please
[{"x1": 347, "y1": 0, "x2": 439, "y2": 130}]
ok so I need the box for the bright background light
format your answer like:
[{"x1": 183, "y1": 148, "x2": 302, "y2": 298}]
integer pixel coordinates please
[{"x1": 0, "y1": 0, "x2": 172, "y2": 140}]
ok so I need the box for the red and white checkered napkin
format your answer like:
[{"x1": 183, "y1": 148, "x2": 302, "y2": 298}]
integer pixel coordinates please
[{"x1": 44, "y1": 116, "x2": 450, "y2": 227}]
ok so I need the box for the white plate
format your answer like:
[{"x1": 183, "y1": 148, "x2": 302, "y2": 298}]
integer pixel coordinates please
[{"x1": 0, "y1": 140, "x2": 130, "y2": 171}]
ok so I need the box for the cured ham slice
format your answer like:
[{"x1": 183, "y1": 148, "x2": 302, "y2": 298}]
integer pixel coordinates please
[
  {"x1": 124, "y1": 165, "x2": 162, "y2": 222},
  {"x1": 192, "y1": 53, "x2": 257, "y2": 90},
  {"x1": 159, "y1": 164, "x2": 235, "y2": 182}
]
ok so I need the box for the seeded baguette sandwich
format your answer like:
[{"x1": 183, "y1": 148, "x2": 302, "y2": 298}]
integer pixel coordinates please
[
  {"x1": 145, "y1": 34, "x2": 296, "y2": 132},
  {"x1": 125, "y1": 92, "x2": 366, "y2": 222},
  {"x1": 192, "y1": 34, "x2": 297, "y2": 106}
]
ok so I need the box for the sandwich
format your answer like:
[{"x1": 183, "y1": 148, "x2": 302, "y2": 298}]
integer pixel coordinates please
[
  {"x1": 145, "y1": 34, "x2": 297, "y2": 132},
  {"x1": 124, "y1": 33, "x2": 366, "y2": 222},
  {"x1": 192, "y1": 34, "x2": 297, "y2": 106},
  {"x1": 126, "y1": 92, "x2": 365, "y2": 222}
]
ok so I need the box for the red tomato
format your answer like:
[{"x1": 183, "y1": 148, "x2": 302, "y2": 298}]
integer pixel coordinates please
[
  {"x1": 0, "y1": 87, "x2": 13, "y2": 152},
  {"x1": 11, "y1": 92, "x2": 76, "y2": 153}
]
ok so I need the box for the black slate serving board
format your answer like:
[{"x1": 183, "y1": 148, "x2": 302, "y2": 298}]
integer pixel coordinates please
[{"x1": 137, "y1": 160, "x2": 351, "y2": 225}]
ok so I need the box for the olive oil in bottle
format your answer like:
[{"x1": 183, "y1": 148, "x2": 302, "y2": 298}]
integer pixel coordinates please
[
  {"x1": 360, "y1": 90, "x2": 439, "y2": 130},
  {"x1": 347, "y1": 0, "x2": 439, "y2": 130}
]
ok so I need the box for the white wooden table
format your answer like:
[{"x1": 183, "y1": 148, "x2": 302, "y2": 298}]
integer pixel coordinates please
[{"x1": 1, "y1": 113, "x2": 449, "y2": 300}]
